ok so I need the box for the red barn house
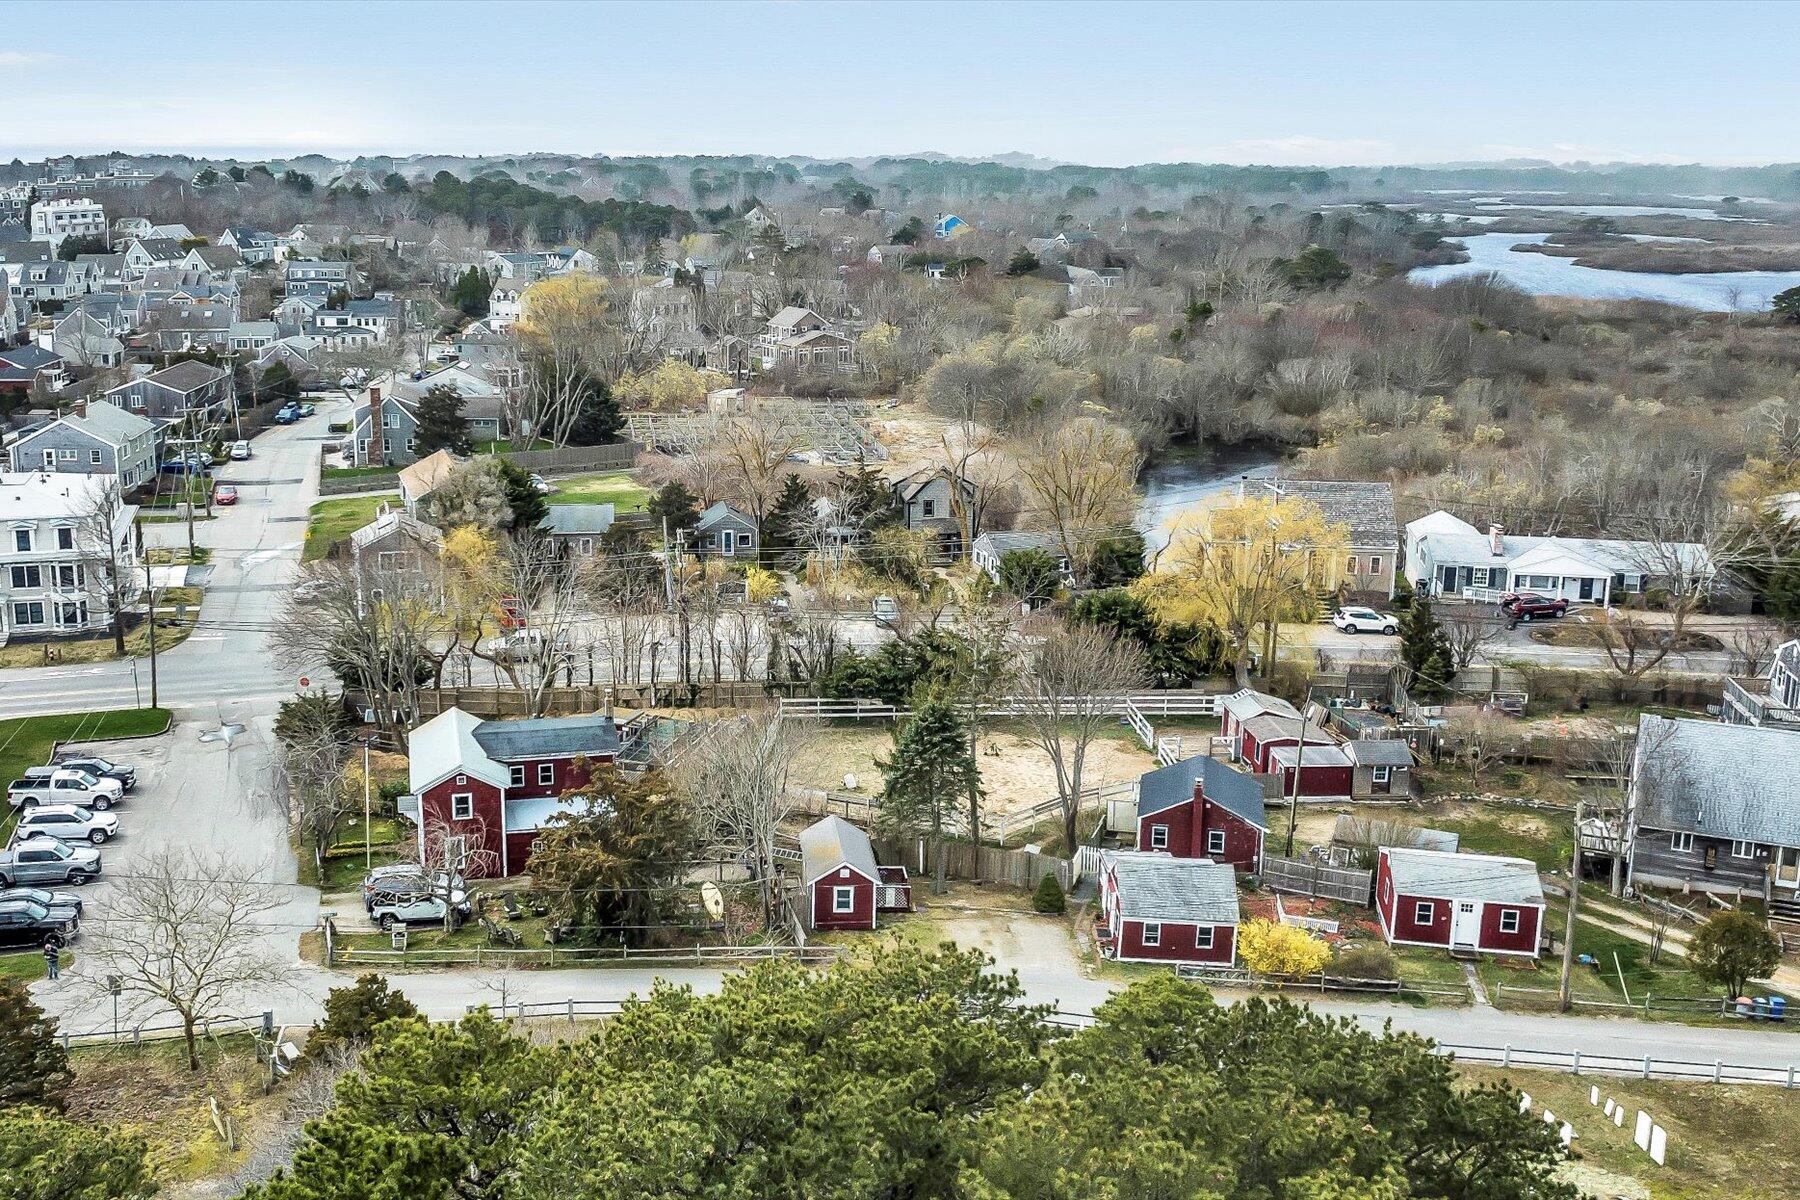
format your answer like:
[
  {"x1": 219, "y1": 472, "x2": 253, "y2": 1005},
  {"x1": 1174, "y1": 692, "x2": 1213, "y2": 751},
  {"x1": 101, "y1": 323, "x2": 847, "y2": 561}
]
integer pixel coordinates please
[
  {"x1": 1098, "y1": 850, "x2": 1239, "y2": 966},
  {"x1": 1236, "y1": 712, "x2": 1338, "y2": 775},
  {"x1": 799, "y1": 815, "x2": 911, "y2": 930},
  {"x1": 1134, "y1": 755, "x2": 1268, "y2": 874},
  {"x1": 404, "y1": 706, "x2": 619, "y2": 878},
  {"x1": 1376, "y1": 847, "x2": 1545, "y2": 958},
  {"x1": 1266, "y1": 743, "x2": 1355, "y2": 801},
  {"x1": 1218, "y1": 688, "x2": 1300, "y2": 759}
]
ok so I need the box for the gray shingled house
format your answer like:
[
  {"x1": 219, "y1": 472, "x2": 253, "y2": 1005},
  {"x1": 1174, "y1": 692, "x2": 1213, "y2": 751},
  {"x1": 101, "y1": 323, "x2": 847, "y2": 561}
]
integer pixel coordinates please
[
  {"x1": 6, "y1": 400, "x2": 160, "y2": 491},
  {"x1": 1255, "y1": 478, "x2": 1399, "y2": 599}
]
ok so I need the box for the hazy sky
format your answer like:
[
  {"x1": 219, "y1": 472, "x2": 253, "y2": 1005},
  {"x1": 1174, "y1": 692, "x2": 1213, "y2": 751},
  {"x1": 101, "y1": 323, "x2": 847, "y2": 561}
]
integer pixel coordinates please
[{"x1": 5, "y1": 0, "x2": 1796, "y2": 166}]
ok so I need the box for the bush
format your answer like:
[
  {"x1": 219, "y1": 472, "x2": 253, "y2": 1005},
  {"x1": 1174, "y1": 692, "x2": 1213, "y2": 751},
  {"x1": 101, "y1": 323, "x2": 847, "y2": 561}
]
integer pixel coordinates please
[
  {"x1": 307, "y1": 973, "x2": 421, "y2": 1059},
  {"x1": 1031, "y1": 874, "x2": 1066, "y2": 914},
  {"x1": 1329, "y1": 943, "x2": 1398, "y2": 981},
  {"x1": 1238, "y1": 918, "x2": 1331, "y2": 977}
]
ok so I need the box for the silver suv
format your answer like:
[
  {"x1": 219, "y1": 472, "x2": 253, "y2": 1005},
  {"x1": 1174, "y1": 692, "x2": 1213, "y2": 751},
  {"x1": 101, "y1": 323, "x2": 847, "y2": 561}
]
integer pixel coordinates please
[
  {"x1": 0, "y1": 837, "x2": 101, "y2": 886},
  {"x1": 13, "y1": 804, "x2": 118, "y2": 846},
  {"x1": 368, "y1": 873, "x2": 470, "y2": 930}
]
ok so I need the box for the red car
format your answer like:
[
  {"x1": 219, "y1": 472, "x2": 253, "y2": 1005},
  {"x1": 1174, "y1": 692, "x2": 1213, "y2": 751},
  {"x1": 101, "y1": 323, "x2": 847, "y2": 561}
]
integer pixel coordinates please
[
  {"x1": 1498, "y1": 591, "x2": 1568, "y2": 620},
  {"x1": 213, "y1": 484, "x2": 238, "y2": 506}
]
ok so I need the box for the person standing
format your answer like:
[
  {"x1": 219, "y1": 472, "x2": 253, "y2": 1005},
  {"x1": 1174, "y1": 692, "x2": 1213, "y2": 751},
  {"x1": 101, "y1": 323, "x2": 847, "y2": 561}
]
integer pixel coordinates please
[{"x1": 42, "y1": 938, "x2": 60, "y2": 980}]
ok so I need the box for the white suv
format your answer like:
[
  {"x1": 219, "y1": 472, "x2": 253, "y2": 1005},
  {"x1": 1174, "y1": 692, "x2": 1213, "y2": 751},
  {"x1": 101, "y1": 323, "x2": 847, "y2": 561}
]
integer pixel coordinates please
[
  {"x1": 1331, "y1": 606, "x2": 1399, "y2": 635},
  {"x1": 13, "y1": 805, "x2": 118, "y2": 846}
]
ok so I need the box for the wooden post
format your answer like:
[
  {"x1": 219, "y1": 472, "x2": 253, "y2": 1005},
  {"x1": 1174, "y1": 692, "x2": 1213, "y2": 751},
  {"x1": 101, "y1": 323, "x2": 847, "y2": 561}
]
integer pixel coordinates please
[{"x1": 1558, "y1": 801, "x2": 1583, "y2": 1013}]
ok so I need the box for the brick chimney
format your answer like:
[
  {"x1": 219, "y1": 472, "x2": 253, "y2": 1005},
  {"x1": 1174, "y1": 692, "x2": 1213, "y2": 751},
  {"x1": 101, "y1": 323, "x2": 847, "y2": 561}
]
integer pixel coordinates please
[
  {"x1": 368, "y1": 383, "x2": 381, "y2": 404},
  {"x1": 1488, "y1": 524, "x2": 1505, "y2": 556}
]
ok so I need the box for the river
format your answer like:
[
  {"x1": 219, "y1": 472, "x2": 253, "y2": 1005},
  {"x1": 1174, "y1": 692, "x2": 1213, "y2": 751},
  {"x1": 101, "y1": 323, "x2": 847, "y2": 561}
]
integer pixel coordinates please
[
  {"x1": 1407, "y1": 232, "x2": 1800, "y2": 312},
  {"x1": 1135, "y1": 441, "x2": 1282, "y2": 555}
]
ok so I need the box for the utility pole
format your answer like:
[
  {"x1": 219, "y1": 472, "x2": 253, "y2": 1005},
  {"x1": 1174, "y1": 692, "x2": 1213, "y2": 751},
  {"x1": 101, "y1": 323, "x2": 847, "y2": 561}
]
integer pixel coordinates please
[
  {"x1": 362, "y1": 736, "x2": 374, "y2": 869},
  {"x1": 1558, "y1": 800, "x2": 1584, "y2": 1013},
  {"x1": 145, "y1": 565, "x2": 159, "y2": 709},
  {"x1": 1283, "y1": 704, "x2": 1306, "y2": 857}
]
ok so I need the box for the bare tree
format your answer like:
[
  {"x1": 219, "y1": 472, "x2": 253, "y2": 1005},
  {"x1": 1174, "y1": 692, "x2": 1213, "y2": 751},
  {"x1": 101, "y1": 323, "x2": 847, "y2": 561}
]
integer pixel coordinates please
[
  {"x1": 711, "y1": 410, "x2": 803, "y2": 530},
  {"x1": 1584, "y1": 609, "x2": 1674, "y2": 682},
  {"x1": 78, "y1": 848, "x2": 294, "y2": 1071},
  {"x1": 1013, "y1": 621, "x2": 1147, "y2": 853},
  {"x1": 1726, "y1": 622, "x2": 1785, "y2": 676},
  {"x1": 1012, "y1": 416, "x2": 1143, "y2": 582},
  {"x1": 464, "y1": 534, "x2": 587, "y2": 715},
  {"x1": 1438, "y1": 604, "x2": 1508, "y2": 672},
  {"x1": 674, "y1": 714, "x2": 808, "y2": 930},
  {"x1": 71, "y1": 477, "x2": 141, "y2": 655},
  {"x1": 230, "y1": 1043, "x2": 360, "y2": 1189},
  {"x1": 269, "y1": 704, "x2": 355, "y2": 877},
  {"x1": 1447, "y1": 711, "x2": 1516, "y2": 791}
]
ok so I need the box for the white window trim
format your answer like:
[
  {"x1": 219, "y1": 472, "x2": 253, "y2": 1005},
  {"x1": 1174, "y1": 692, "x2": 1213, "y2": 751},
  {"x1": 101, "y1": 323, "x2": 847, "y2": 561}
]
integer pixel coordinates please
[
  {"x1": 1207, "y1": 829, "x2": 1227, "y2": 855},
  {"x1": 1194, "y1": 926, "x2": 1214, "y2": 950},
  {"x1": 831, "y1": 885, "x2": 856, "y2": 914},
  {"x1": 1148, "y1": 824, "x2": 1169, "y2": 850},
  {"x1": 450, "y1": 792, "x2": 473, "y2": 821},
  {"x1": 455, "y1": 773, "x2": 467, "y2": 785},
  {"x1": 1732, "y1": 840, "x2": 1757, "y2": 860},
  {"x1": 1141, "y1": 922, "x2": 1162, "y2": 947},
  {"x1": 510, "y1": 765, "x2": 525, "y2": 787},
  {"x1": 1372, "y1": 765, "x2": 1391, "y2": 784},
  {"x1": 1413, "y1": 900, "x2": 1435, "y2": 925},
  {"x1": 538, "y1": 763, "x2": 556, "y2": 786},
  {"x1": 1498, "y1": 909, "x2": 1521, "y2": 934},
  {"x1": 1670, "y1": 832, "x2": 1695, "y2": 853}
]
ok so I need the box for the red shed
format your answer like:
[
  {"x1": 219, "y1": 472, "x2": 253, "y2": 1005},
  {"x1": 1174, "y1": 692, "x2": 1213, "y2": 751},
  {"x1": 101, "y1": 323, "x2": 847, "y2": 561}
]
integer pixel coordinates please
[
  {"x1": 1134, "y1": 755, "x2": 1268, "y2": 874},
  {"x1": 800, "y1": 815, "x2": 910, "y2": 931},
  {"x1": 1218, "y1": 688, "x2": 1300, "y2": 760},
  {"x1": 1236, "y1": 712, "x2": 1338, "y2": 774},
  {"x1": 1376, "y1": 847, "x2": 1544, "y2": 958},
  {"x1": 1266, "y1": 743, "x2": 1355, "y2": 801},
  {"x1": 1098, "y1": 850, "x2": 1239, "y2": 966}
]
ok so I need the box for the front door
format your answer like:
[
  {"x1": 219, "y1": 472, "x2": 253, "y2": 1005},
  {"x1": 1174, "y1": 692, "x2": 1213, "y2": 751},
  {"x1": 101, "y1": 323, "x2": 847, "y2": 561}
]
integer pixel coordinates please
[
  {"x1": 1439, "y1": 566, "x2": 1458, "y2": 596},
  {"x1": 1778, "y1": 847, "x2": 1800, "y2": 890},
  {"x1": 1578, "y1": 577, "x2": 1595, "y2": 601},
  {"x1": 1451, "y1": 900, "x2": 1481, "y2": 948},
  {"x1": 721, "y1": 529, "x2": 736, "y2": 557}
]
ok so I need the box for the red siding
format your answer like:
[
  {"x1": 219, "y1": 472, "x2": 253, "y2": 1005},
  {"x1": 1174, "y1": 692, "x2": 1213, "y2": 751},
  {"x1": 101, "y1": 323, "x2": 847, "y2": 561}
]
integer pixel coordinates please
[
  {"x1": 1115, "y1": 918, "x2": 1236, "y2": 965},
  {"x1": 500, "y1": 752, "x2": 612, "y2": 799},
  {"x1": 505, "y1": 830, "x2": 540, "y2": 874},
  {"x1": 417, "y1": 776, "x2": 506, "y2": 878},
  {"x1": 1276, "y1": 763, "x2": 1354, "y2": 799},
  {"x1": 1387, "y1": 889, "x2": 1453, "y2": 944},
  {"x1": 810, "y1": 865, "x2": 876, "y2": 930},
  {"x1": 1137, "y1": 800, "x2": 1194, "y2": 855},
  {"x1": 1479, "y1": 903, "x2": 1541, "y2": 955},
  {"x1": 1199, "y1": 800, "x2": 1263, "y2": 873},
  {"x1": 1377, "y1": 852, "x2": 1541, "y2": 957}
]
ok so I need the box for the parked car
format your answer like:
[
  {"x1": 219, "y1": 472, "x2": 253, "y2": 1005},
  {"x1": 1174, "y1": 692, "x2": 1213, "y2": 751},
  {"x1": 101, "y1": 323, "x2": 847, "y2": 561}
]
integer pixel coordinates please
[
  {"x1": 871, "y1": 595, "x2": 901, "y2": 622},
  {"x1": 297, "y1": 402, "x2": 316, "y2": 418},
  {"x1": 0, "y1": 885, "x2": 84, "y2": 917},
  {"x1": 159, "y1": 455, "x2": 211, "y2": 476},
  {"x1": 528, "y1": 472, "x2": 553, "y2": 495},
  {"x1": 361, "y1": 864, "x2": 431, "y2": 913},
  {"x1": 0, "y1": 896, "x2": 79, "y2": 950},
  {"x1": 484, "y1": 629, "x2": 570, "y2": 663},
  {"x1": 1499, "y1": 591, "x2": 1569, "y2": 621},
  {"x1": 52, "y1": 756, "x2": 135, "y2": 791},
  {"x1": 230, "y1": 440, "x2": 252, "y2": 460},
  {"x1": 368, "y1": 875, "x2": 470, "y2": 930},
  {"x1": 214, "y1": 484, "x2": 239, "y2": 505},
  {"x1": 1331, "y1": 606, "x2": 1400, "y2": 635},
  {"x1": 294, "y1": 578, "x2": 332, "y2": 602},
  {"x1": 12, "y1": 805, "x2": 118, "y2": 846},
  {"x1": 7, "y1": 768, "x2": 123, "y2": 811},
  {"x1": 274, "y1": 404, "x2": 299, "y2": 425},
  {"x1": 0, "y1": 837, "x2": 101, "y2": 886}
]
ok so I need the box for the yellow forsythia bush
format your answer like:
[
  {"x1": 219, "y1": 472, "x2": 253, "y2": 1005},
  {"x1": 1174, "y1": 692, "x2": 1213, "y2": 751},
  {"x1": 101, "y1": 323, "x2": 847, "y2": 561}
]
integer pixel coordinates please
[{"x1": 1237, "y1": 917, "x2": 1330, "y2": 977}]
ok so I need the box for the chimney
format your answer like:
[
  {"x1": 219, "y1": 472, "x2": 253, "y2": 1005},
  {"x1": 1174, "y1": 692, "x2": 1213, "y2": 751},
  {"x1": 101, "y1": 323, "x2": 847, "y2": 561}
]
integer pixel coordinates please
[
  {"x1": 368, "y1": 383, "x2": 381, "y2": 403},
  {"x1": 1488, "y1": 524, "x2": 1505, "y2": 557}
]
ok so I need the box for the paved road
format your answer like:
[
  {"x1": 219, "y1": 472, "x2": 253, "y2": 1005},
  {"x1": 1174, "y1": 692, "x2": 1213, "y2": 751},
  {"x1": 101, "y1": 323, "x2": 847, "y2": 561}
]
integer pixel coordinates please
[
  {"x1": 1299, "y1": 611, "x2": 1746, "y2": 676},
  {"x1": 0, "y1": 400, "x2": 341, "y2": 718}
]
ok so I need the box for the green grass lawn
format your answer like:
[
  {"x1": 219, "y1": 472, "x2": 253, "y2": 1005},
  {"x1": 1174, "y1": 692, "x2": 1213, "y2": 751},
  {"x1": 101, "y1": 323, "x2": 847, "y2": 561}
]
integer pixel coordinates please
[
  {"x1": 546, "y1": 471, "x2": 650, "y2": 510},
  {"x1": 305, "y1": 494, "x2": 390, "y2": 560},
  {"x1": 0, "y1": 709, "x2": 169, "y2": 843},
  {"x1": 0, "y1": 949, "x2": 67, "y2": 981}
]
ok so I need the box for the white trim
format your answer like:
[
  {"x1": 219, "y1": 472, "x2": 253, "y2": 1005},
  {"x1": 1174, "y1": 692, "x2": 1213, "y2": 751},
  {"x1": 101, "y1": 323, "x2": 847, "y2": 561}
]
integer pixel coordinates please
[
  {"x1": 1731, "y1": 839, "x2": 1757, "y2": 860},
  {"x1": 803, "y1": 861, "x2": 878, "y2": 890},
  {"x1": 1413, "y1": 899, "x2": 1435, "y2": 925},
  {"x1": 1194, "y1": 926, "x2": 1214, "y2": 950},
  {"x1": 510, "y1": 764, "x2": 525, "y2": 787},
  {"x1": 537, "y1": 762, "x2": 556, "y2": 786},
  {"x1": 450, "y1": 792, "x2": 473, "y2": 821},
  {"x1": 1148, "y1": 823, "x2": 1169, "y2": 850},
  {"x1": 1670, "y1": 831, "x2": 1695, "y2": 853},
  {"x1": 1141, "y1": 921, "x2": 1162, "y2": 946},
  {"x1": 1206, "y1": 828, "x2": 1227, "y2": 856},
  {"x1": 1499, "y1": 908, "x2": 1521, "y2": 934}
]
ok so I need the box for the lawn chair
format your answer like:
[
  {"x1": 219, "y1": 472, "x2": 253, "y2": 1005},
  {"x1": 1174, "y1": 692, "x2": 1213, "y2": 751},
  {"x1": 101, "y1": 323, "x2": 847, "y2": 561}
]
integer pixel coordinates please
[
  {"x1": 480, "y1": 916, "x2": 522, "y2": 948},
  {"x1": 502, "y1": 892, "x2": 523, "y2": 921}
]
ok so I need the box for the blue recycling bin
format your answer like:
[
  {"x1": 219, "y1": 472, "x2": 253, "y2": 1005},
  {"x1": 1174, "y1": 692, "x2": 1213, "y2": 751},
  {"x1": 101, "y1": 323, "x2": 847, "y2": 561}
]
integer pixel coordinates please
[{"x1": 1772, "y1": 996, "x2": 1788, "y2": 1022}]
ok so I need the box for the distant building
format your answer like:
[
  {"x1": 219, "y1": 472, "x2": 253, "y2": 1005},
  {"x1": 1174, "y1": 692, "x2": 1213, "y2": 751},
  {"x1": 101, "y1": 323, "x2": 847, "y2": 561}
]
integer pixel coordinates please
[
  {"x1": 0, "y1": 471, "x2": 141, "y2": 643},
  {"x1": 5, "y1": 401, "x2": 159, "y2": 491},
  {"x1": 29, "y1": 198, "x2": 105, "y2": 247}
]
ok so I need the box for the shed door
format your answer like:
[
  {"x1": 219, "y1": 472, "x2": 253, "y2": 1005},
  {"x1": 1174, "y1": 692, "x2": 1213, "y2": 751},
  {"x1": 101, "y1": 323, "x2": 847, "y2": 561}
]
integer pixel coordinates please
[
  {"x1": 1451, "y1": 900, "x2": 1480, "y2": 948},
  {"x1": 721, "y1": 529, "x2": 736, "y2": 556},
  {"x1": 1778, "y1": 847, "x2": 1800, "y2": 890}
]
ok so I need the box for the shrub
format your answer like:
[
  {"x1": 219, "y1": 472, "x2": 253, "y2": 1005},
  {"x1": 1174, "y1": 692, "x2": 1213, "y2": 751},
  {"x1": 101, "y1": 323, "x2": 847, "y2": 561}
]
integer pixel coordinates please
[
  {"x1": 307, "y1": 973, "x2": 421, "y2": 1059},
  {"x1": 1031, "y1": 874, "x2": 1066, "y2": 915},
  {"x1": 1238, "y1": 918, "x2": 1330, "y2": 977},
  {"x1": 1329, "y1": 943, "x2": 1398, "y2": 981}
]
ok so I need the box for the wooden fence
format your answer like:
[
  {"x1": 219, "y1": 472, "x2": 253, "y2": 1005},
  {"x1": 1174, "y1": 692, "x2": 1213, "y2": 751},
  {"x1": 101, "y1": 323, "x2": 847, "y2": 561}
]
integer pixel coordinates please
[
  {"x1": 1259, "y1": 854, "x2": 1373, "y2": 904},
  {"x1": 402, "y1": 680, "x2": 783, "y2": 719},
  {"x1": 878, "y1": 838, "x2": 1073, "y2": 892}
]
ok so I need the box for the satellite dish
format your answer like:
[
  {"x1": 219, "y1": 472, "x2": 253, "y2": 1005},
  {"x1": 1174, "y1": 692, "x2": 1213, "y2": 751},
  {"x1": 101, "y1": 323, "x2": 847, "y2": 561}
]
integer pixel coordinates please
[{"x1": 701, "y1": 882, "x2": 724, "y2": 920}]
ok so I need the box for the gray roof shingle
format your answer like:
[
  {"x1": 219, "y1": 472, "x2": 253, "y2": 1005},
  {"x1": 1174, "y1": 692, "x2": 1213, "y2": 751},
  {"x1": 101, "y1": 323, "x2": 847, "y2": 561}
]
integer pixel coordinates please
[
  {"x1": 1383, "y1": 847, "x2": 1544, "y2": 904},
  {"x1": 1104, "y1": 851, "x2": 1239, "y2": 923},
  {"x1": 1260, "y1": 479, "x2": 1398, "y2": 547},
  {"x1": 799, "y1": 814, "x2": 880, "y2": 883},
  {"x1": 1632, "y1": 714, "x2": 1800, "y2": 845},
  {"x1": 1138, "y1": 755, "x2": 1268, "y2": 830},
  {"x1": 469, "y1": 713, "x2": 620, "y2": 762}
]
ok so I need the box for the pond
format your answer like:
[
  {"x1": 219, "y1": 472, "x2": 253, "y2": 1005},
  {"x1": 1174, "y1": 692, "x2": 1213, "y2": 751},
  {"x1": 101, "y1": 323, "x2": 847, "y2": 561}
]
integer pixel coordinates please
[
  {"x1": 1408, "y1": 232, "x2": 1800, "y2": 312},
  {"x1": 1135, "y1": 442, "x2": 1282, "y2": 555}
]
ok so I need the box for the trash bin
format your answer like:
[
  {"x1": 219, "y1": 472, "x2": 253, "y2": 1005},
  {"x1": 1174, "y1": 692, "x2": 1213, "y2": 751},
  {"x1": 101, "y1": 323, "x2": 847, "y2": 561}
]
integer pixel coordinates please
[
  {"x1": 1771, "y1": 996, "x2": 1788, "y2": 1022},
  {"x1": 1753, "y1": 996, "x2": 1771, "y2": 1020},
  {"x1": 1735, "y1": 996, "x2": 1754, "y2": 1018}
]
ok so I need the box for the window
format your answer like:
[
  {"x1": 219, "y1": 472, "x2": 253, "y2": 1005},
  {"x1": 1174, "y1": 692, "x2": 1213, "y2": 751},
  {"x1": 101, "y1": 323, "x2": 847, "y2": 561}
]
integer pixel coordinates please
[
  {"x1": 88, "y1": 449, "x2": 102, "y2": 465},
  {"x1": 1148, "y1": 824, "x2": 1169, "y2": 850},
  {"x1": 1345, "y1": 554, "x2": 1358, "y2": 574},
  {"x1": 538, "y1": 763, "x2": 555, "y2": 786},
  {"x1": 1670, "y1": 832, "x2": 1695, "y2": 853},
  {"x1": 455, "y1": 774, "x2": 467, "y2": 785},
  {"x1": 10, "y1": 565, "x2": 40, "y2": 589},
  {"x1": 1194, "y1": 926, "x2": 1214, "y2": 950},
  {"x1": 1499, "y1": 909, "x2": 1521, "y2": 934},
  {"x1": 832, "y1": 886, "x2": 856, "y2": 914},
  {"x1": 1372, "y1": 765, "x2": 1391, "y2": 784},
  {"x1": 11, "y1": 602, "x2": 44, "y2": 626},
  {"x1": 12, "y1": 529, "x2": 29, "y2": 552},
  {"x1": 1207, "y1": 829, "x2": 1227, "y2": 856},
  {"x1": 1141, "y1": 922, "x2": 1162, "y2": 946},
  {"x1": 55, "y1": 528, "x2": 72, "y2": 551},
  {"x1": 56, "y1": 450, "x2": 75, "y2": 462},
  {"x1": 529, "y1": 838, "x2": 544, "y2": 854},
  {"x1": 509, "y1": 765, "x2": 525, "y2": 787},
  {"x1": 1413, "y1": 900, "x2": 1435, "y2": 925},
  {"x1": 1732, "y1": 840, "x2": 1757, "y2": 860},
  {"x1": 1367, "y1": 555, "x2": 1382, "y2": 575},
  {"x1": 921, "y1": 498, "x2": 936, "y2": 518},
  {"x1": 450, "y1": 793, "x2": 473, "y2": 821},
  {"x1": 383, "y1": 412, "x2": 398, "y2": 429}
]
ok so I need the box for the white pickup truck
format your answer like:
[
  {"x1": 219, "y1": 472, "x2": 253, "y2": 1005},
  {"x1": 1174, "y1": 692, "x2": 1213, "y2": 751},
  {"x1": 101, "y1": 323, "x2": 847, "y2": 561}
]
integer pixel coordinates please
[{"x1": 6, "y1": 767, "x2": 124, "y2": 812}]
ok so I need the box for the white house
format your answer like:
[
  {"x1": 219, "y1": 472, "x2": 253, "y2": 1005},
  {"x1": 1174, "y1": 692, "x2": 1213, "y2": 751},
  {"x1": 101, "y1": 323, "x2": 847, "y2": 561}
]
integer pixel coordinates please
[
  {"x1": 488, "y1": 278, "x2": 529, "y2": 333},
  {"x1": 1403, "y1": 511, "x2": 1712, "y2": 607},
  {"x1": 0, "y1": 472, "x2": 140, "y2": 644},
  {"x1": 29, "y1": 198, "x2": 106, "y2": 247}
]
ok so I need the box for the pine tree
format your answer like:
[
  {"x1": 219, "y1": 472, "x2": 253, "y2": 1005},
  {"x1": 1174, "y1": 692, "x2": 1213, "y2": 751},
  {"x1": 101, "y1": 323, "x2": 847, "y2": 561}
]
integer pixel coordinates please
[
  {"x1": 877, "y1": 695, "x2": 980, "y2": 894},
  {"x1": 648, "y1": 481, "x2": 700, "y2": 536},
  {"x1": 566, "y1": 375, "x2": 622, "y2": 446},
  {"x1": 1031, "y1": 873, "x2": 1066, "y2": 914},
  {"x1": 765, "y1": 474, "x2": 813, "y2": 563},
  {"x1": 0, "y1": 977, "x2": 73, "y2": 1110},
  {"x1": 448, "y1": 267, "x2": 491, "y2": 317},
  {"x1": 413, "y1": 384, "x2": 471, "y2": 456},
  {"x1": 833, "y1": 455, "x2": 896, "y2": 528},
  {"x1": 1398, "y1": 592, "x2": 1454, "y2": 699}
]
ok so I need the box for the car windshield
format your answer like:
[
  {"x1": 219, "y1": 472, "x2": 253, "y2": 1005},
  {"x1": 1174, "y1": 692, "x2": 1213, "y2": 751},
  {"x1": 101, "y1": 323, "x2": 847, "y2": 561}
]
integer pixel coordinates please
[
  {"x1": 32, "y1": 841, "x2": 72, "y2": 860},
  {"x1": 65, "y1": 771, "x2": 98, "y2": 787},
  {"x1": 0, "y1": 900, "x2": 48, "y2": 920}
]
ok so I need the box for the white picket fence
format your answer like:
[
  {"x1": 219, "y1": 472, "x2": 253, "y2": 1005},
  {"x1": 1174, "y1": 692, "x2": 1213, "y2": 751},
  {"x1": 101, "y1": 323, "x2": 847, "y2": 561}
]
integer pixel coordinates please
[{"x1": 778, "y1": 691, "x2": 1223, "y2": 723}]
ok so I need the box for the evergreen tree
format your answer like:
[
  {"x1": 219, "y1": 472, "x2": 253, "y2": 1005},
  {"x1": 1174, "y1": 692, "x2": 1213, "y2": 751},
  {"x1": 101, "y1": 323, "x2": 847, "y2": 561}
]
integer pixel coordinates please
[
  {"x1": 566, "y1": 375, "x2": 622, "y2": 446},
  {"x1": 259, "y1": 361, "x2": 300, "y2": 404},
  {"x1": 0, "y1": 1108, "x2": 153, "y2": 1199},
  {"x1": 1031, "y1": 874, "x2": 1066, "y2": 914},
  {"x1": 497, "y1": 458, "x2": 549, "y2": 532},
  {"x1": 1005, "y1": 248, "x2": 1040, "y2": 276},
  {"x1": 648, "y1": 481, "x2": 700, "y2": 536},
  {"x1": 413, "y1": 384, "x2": 471, "y2": 456},
  {"x1": 1086, "y1": 532, "x2": 1147, "y2": 588},
  {"x1": 1689, "y1": 910, "x2": 1781, "y2": 997},
  {"x1": 832, "y1": 454, "x2": 896, "y2": 528},
  {"x1": 1397, "y1": 592, "x2": 1455, "y2": 698},
  {"x1": 0, "y1": 978, "x2": 73, "y2": 1110},
  {"x1": 877, "y1": 694, "x2": 980, "y2": 893},
  {"x1": 447, "y1": 266, "x2": 492, "y2": 317},
  {"x1": 528, "y1": 769, "x2": 693, "y2": 945},
  {"x1": 307, "y1": 974, "x2": 421, "y2": 1061},
  {"x1": 765, "y1": 474, "x2": 813, "y2": 562},
  {"x1": 997, "y1": 548, "x2": 1063, "y2": 608}
]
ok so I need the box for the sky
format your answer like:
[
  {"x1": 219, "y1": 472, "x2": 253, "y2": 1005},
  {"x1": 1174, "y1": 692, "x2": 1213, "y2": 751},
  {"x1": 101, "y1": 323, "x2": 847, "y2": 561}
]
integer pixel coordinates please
[{"x1": 4, "y1": 0, "x2": 1799, "y2": 167}]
